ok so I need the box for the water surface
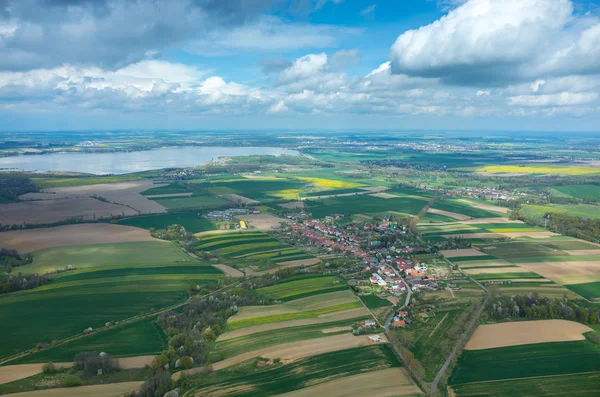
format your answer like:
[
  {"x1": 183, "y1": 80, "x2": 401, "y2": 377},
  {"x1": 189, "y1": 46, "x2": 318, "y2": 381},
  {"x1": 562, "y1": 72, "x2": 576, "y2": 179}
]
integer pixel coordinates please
[{"x1": 0, "y1": 146, "x2": 297, "y2": 175}]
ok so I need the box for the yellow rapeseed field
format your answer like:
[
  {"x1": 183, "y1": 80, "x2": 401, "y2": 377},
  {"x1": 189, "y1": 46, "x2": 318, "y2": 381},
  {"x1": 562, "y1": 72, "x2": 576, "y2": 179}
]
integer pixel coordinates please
[{"x1": 468, "y1": 165, "x2": 600, "y2": 175}]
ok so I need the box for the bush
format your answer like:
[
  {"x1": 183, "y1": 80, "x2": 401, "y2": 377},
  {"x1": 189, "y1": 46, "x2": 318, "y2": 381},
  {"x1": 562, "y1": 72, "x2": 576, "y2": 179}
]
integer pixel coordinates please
[
  {"x1": 42, "y1": 362, "x2": 56, "y2": 374},
  {"x1": 139, "y1": 371, "x2": 173, "y2": 397},
  {"x1": 60, "y1": 375, "x2": 83, "y2": 387}
]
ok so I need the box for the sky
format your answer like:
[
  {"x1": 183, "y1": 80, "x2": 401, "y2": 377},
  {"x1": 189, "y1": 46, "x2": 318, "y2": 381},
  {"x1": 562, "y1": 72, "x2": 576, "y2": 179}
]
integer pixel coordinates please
[{"x1": 1, "y1": 0, "x2": 600, "y2": 132}]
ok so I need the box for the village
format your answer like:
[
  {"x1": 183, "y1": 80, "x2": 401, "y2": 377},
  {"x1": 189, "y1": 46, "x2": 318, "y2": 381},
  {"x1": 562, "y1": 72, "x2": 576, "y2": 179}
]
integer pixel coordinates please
[{"x1": 286, "y1": 215, "x2": 461, "y2": 329}]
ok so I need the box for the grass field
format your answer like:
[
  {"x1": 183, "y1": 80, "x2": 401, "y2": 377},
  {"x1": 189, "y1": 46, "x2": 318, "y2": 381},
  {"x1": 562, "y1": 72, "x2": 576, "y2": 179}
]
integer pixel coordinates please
[
  {"x1": 118, "y1": 210, "x2": 218, "y2": 233},
  {"x1": 359, "y1": 294, "x2": 393, "y2": 309},
  {"x1": 189, "y1": 345, "x2": 403, "y2": 397},
  {"x1": 22, "y1": 241, "x2": 195, "y2": 274},
  {"x1": 449, "y1": 340, "x2": 600, "y2": 385},
  {"x1": 257, "y1": 276, "x2": 346, "y2": 301},
  {"x1": 11, "y1": 317, "x2": 167, "y2": 364},
  {"x1": 565, "y1": 282, "x2": 600, "y2": 301}
]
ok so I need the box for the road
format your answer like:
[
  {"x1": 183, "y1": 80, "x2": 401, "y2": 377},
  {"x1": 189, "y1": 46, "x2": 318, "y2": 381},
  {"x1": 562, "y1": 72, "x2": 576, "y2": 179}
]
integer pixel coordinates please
[{"x1": 384, "y1": 266, "x2": 412, "y2": 332}]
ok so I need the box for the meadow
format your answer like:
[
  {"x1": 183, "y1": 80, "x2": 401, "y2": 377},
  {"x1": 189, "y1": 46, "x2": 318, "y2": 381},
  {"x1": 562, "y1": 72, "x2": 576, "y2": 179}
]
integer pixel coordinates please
[
  {"x1": 118, "y1": 210, "x2": 218, "y2": 233},
  {"x1": 153, "y1": 193, "x2": 228, "y2": 210}
]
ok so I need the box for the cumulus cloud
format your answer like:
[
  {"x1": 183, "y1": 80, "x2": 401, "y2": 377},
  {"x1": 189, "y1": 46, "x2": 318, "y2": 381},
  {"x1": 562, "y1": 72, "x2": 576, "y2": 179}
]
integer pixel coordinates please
[{"x1": 389, "y1": 0, "x2": 587, "y2": 85}]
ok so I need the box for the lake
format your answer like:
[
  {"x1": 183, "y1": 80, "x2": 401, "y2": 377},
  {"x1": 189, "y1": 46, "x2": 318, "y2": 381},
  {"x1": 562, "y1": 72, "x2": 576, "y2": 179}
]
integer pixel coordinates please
[{"x1": 0, "y1": 146, "x2": 298, "y2": 175}]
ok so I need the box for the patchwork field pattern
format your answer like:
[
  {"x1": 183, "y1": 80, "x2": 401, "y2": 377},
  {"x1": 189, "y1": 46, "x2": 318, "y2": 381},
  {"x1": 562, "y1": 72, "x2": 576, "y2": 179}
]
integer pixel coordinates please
[
  {"x1": 0, "y1": 242, "x2": 222, "y2": 360},
  {"x1": 194, "y1": 232, "x2": 315, "y2": 270}
]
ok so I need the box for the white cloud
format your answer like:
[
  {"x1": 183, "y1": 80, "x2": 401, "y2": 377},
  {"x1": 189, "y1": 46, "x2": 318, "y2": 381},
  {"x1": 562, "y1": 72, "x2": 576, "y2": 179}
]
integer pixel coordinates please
[
  {"x1": 389, "y1": 0, "x2": 575, "y2": 85},
  {"x1": 476, "y1": 90, "x2": 490, "y2": 96},
  {"x1": 268, "y1": 100, "x2": 289, "y2": 113},
  {"x1": 508, "y1": 92, "x2": 599, "y2": 106},
  {"x1": 188, "y1": 16, "x2": 359, "y2": 55},
  {"x1": 278, "y1": 53, "x2": 329, "y2": 83}
]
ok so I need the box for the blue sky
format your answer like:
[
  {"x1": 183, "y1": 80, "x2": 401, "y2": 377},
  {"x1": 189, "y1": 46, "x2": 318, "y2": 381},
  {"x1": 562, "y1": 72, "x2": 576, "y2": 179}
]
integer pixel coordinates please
[{"x1": 1, "y1": 0, "x2": 600, "y2": 132}]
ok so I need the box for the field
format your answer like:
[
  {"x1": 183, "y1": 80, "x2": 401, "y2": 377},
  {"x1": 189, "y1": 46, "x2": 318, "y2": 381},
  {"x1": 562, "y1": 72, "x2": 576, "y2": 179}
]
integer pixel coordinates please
[
  {"x1": 0, "y1": 381, "x2": 144, "y2": 397},
  {"x1": 0, "y1": 242, "x2": 222, "y2": 360},
  {"x1": 11, "y1": 317, "x2": 167, "y2": 364},
  {"x1": 257, "y1": 275, "x2": 346, "y2": 301},
  {"x1": 429, "y1": 198, "x2": 506, "y2": 219},
  {"x1": 194, "y1": 232, "x2": 315, "y2": 270},
  {"x1": 520, "y1": 203, "x2": 600, "y2": 220},
  {"x1": 449, "y1": 340, "x2": 600, "y2": 385},
  {"x1": 186, "y1": 345, "x2": 419, "y2": 397},
  {"x1": 0, "y1": 224, "x2": 157, "y2": 253},
  {"x1": 118, "y1": 210, "x2": 218, "y2": 233},
  {"x1": 22, "y1": 241, "x2": 195, "y2": 274},
  {"x1": 153, "y1": 193, "x2": 228, "y2": 210},
  {"x1": 547, "y1": 184, "x2": 600, "y2": 201},
  {"x1": 465, "y1": 320, "x2": 592, "y2": 350},
  {"x1": 463, "y1": 164, "x2": 600, "y2": 175},
  {"x1": 305, "y1": 188, "x2": 433, "y2": 218},
  {"x1": 452, "y1": 372, "x2": 600, "y2": 397}
]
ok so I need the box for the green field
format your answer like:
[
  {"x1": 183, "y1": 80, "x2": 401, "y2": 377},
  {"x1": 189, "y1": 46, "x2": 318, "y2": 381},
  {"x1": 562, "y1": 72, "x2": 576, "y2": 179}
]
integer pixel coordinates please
[
  {"x1": 118, "y1": 210, "x2": 218, "y2": 233},
  {"x1": 154, "y1": 194, "x2": 229, "y2": 210},
  {"x1": 548, "y1": 184, "x2": 600, "y2": 201},
  {"x1": 22, "y1": 241, "x2": 195, "y2": 274},
  {"x1": 257, "y1": 276, "x2": 346, "y2": 301},
  {"x1": 0, "y1": 264, "x2": 220, "y2": 359},
  {"x1": 452, "y1": 372, "x2": 600, "y2": 397},
  {"x1": 140, "y1": 182, "x2": 191, "y2": 195},
  {"x1": 195, "y1": 232, "x2": 314, "y2": 269},
  {"x1": 226, "y1": 302, "x2": 361, "y2": 331},
  {"x1": 190, "y1": 345, "x2": 401, "y2": 397},
  {"x1": 450, "y1": 340, "x2": 600, "y2": 385},
  {"x1": 565, "y1": 282, "x2": 600, "y2": 301},
  {"x1": 11, "y1": 317, "x2": 167, "y2": 364},
  {"x1": 0, "y1": 242, "x2": 222, "y2": 360},
  {"x1": 305, "y1": 191, "x2": 430, "y2": 218},
  {"x1": 359, "y1": 294, "x2": 393, "y2": 309},
  {"x1": 521, "y1": 203, "x2": 600, "y2": 220}
]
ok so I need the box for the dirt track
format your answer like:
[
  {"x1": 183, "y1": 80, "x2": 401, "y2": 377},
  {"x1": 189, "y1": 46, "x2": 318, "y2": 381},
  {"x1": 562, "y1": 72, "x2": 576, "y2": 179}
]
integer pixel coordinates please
[
  {"x1": 0, "y1": 224, "x2": 157, "y2": 253},
  {"x1": 465, "y1": 320, "x2": 592, "y2": 350},
  {"x1": 213, "y1": 264, "x2": 244, "y2": 277}
]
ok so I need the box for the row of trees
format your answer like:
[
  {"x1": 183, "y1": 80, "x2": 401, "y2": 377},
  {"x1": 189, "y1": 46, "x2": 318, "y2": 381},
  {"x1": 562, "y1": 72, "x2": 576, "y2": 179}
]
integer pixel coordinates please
[
  {"x1": 0, "y1": 272, "x2": 53, "y2": 295},
  {"x1": 489, "y1": 293, "x2": 600, "y2": 325}
]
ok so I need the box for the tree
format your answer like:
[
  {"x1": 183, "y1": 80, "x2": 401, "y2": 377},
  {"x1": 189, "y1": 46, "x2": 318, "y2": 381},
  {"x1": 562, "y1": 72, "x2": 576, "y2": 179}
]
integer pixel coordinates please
[
  {"x1": 42, "y1": 362, "x2": 56, "y2": 374},
  {"x1": 139, "y1": 371, "x2": 173, "y2": 397}
]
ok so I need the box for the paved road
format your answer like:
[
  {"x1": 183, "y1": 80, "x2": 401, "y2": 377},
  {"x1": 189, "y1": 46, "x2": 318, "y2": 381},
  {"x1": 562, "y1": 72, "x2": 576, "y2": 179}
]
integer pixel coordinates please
[{"x1": 384, "y1": 266, "x2": 412, "y2": 332}]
